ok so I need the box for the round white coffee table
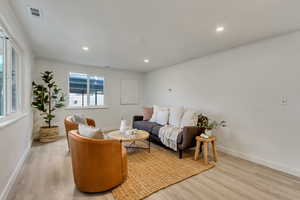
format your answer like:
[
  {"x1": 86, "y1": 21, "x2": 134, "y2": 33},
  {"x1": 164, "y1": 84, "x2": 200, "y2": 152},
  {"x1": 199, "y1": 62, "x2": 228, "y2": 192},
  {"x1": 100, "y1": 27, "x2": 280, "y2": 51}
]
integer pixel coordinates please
[{"x1": 107, "y1": 130, "x2": 151, "y2": 152}]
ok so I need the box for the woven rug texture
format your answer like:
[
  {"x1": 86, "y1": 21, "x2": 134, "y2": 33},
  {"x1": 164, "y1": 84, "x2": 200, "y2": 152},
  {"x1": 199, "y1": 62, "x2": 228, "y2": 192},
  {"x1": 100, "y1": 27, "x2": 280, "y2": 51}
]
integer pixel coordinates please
[{"x1": 112, "y1": 144, "x2": 215, "y2": 200}]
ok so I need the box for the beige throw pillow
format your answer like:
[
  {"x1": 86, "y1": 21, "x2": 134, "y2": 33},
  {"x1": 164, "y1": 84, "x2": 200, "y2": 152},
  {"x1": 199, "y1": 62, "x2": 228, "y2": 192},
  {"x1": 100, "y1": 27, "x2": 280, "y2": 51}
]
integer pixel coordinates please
[
  {"x1": 180, "y1": 109, "x2": 198, "y2": 128},
  {"x1": 78, "y1": 124, "x2": 104, "y2": 139}
]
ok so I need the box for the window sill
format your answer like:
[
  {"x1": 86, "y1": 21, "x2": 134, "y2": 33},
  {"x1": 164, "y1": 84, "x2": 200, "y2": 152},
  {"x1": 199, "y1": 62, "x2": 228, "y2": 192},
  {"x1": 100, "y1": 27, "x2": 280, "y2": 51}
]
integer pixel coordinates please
[
  {"x1": 0, "y1": 112, "x2": 29, "y2": 129},
  {"x1": 64, "y1": 106, "x2": 109, "y2": 110}
]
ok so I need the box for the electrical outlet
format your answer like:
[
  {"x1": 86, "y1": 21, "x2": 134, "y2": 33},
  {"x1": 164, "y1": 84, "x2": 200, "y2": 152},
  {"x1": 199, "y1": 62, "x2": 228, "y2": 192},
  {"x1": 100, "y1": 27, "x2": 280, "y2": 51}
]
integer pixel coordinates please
[{"x1": 281, "y1": 97, "x2": 288, "y2": 105}]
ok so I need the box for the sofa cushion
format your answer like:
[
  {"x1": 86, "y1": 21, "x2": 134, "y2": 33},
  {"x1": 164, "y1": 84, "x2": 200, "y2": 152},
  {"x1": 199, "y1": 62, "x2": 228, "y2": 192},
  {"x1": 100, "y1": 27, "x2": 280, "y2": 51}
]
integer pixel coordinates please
[
  {"x1": 133, "y1": 121, "x2": 160, "y2": 132},
  {"x1": 151, "y1": 125, "x2": 163, "y2": 137}
]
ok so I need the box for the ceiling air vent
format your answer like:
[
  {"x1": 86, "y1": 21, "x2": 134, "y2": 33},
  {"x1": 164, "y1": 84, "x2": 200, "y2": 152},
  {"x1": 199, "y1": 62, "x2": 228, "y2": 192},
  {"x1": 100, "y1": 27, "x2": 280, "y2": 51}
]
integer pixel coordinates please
[{"x1": 27, "y1": 7, "x2": 42, "y2": 18}]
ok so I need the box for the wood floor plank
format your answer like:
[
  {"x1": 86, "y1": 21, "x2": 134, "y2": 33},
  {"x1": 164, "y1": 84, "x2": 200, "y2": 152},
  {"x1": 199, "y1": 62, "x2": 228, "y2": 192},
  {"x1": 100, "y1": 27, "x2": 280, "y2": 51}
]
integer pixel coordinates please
[
  {"x1": 6, "y1": 137, "x2": 300, "y2": 200},
  {"x1": 218, "y1": 163, "x2": 300, "y2": 199}
]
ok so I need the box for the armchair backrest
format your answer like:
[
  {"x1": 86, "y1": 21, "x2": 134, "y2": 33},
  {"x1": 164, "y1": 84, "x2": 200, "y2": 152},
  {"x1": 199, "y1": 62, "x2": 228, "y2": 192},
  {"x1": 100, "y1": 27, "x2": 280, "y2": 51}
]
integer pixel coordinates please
[
  {"x1": 64, "y1": 116, "x2": 96, "y2": 151},
  {"x1": 64, "y1": 116, "x2": 96, "y2": 134}
]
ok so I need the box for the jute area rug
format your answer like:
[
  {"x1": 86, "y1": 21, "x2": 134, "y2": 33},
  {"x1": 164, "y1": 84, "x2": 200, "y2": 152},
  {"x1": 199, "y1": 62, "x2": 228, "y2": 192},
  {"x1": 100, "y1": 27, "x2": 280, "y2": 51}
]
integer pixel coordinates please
[{"x1": 112, "y1": 144, "x2": 215, "y2": 200}]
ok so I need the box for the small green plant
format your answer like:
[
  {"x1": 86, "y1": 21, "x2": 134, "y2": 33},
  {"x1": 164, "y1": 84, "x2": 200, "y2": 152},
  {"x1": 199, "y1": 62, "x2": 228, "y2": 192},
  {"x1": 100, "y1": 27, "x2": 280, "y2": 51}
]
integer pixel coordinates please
[
  {"x1": 206, "y1": 120, "x2": 226, "y2": 130},
  {"x1": 197, "y1": 114, "x2": 226, "y2": 130},
  {"x1": 32, "y1": 71, "x2": 65, "y2": 128}
]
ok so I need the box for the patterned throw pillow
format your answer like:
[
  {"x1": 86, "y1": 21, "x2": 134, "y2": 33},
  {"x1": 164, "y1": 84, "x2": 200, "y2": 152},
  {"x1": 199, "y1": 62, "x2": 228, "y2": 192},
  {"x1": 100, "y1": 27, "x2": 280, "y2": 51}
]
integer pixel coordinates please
[{"x1": 72, "y1": 115, "x2": 87, "y2": 124}]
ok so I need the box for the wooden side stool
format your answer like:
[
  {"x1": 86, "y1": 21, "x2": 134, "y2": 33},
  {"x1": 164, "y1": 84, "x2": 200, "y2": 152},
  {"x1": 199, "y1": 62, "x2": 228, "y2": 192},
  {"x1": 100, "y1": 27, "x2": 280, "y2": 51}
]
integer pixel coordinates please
[{"x1": 194, "y1": 136, "x2": 218, "y2": 165}]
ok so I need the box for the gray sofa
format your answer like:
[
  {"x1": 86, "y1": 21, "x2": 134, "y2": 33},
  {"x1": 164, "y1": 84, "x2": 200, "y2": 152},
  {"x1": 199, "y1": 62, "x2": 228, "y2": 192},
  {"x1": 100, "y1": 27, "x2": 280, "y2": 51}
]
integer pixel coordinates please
[{"x1": 132, "y1": 115, "x2": 204, "y2": 158}]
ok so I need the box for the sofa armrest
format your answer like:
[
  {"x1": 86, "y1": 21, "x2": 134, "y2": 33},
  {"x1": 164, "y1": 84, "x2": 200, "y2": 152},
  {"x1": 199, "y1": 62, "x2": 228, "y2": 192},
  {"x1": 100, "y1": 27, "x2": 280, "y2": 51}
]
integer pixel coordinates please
[
  {"x1": 177, "y1": 126, "x2": 204, "y2": 150},
  {"x1": 133, "y1": 115, "x2": 144, "y2": 122}
]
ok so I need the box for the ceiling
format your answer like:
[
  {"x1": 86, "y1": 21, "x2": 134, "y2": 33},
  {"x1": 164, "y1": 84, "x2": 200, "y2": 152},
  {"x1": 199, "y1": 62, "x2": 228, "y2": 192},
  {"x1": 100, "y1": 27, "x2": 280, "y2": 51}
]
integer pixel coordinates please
[{"x1": 11, "y1": 0, "x2": 300, "y2": 72}]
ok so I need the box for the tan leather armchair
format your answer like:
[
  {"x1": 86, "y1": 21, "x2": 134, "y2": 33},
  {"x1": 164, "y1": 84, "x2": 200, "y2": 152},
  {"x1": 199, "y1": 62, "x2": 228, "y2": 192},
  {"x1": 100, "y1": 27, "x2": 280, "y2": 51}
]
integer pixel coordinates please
[
  {"x1": 64, "y1": 116, "x2": 96, "y2": 151},
  {"x1": 68, "y1": 130, "x2": 128, "y2": 192}
]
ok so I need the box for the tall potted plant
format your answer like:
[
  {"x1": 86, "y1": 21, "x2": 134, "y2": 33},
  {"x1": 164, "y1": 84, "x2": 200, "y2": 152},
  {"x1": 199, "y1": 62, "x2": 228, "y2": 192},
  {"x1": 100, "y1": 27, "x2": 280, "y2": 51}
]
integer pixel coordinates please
[{"x1": 32, "y1": 71, "x2": 65, "y2": 143}]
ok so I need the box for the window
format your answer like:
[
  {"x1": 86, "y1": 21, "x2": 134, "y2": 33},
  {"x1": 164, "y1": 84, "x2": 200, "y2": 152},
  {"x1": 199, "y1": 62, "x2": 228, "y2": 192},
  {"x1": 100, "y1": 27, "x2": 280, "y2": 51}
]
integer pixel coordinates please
[
  {"x1": 68, "y1": 72, "x2": 104, "y2": 107},
  {"x1": 0, "y1": 28, "x2": 20, "y2": 117},
  {"x1": 11, "y1": 47, "x2": 17, "y2": 112},
  {"x1": 0, "y1": 34, "x2": 4, "y2": 116}
]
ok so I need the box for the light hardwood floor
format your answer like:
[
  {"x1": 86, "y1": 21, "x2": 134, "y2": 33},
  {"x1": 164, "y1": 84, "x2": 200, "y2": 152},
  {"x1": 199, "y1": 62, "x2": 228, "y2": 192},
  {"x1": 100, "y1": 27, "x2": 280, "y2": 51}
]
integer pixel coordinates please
[{"x1": 7, "y1": 137, "x2": 300, "y2": 200}]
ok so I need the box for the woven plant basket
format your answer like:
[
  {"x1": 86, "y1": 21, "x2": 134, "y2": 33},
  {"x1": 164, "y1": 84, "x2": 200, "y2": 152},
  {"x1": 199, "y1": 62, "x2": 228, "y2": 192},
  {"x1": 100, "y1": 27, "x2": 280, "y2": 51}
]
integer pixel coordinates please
[{"x1": 39, "y1": 126, "x2": 59, "y2": 143}]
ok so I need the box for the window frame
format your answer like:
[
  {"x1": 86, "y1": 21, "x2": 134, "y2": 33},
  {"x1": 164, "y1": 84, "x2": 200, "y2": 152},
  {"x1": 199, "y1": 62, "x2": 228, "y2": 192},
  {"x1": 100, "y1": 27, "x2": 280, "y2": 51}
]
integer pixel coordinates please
[
  {"x1": 7, "y1": 39, "x2": 21, "y2": 114},
  {"x1": 67, "y1": 72, "x2": 106, "y2": 109},
  {"x1": 0, "y1": 25, "x2": 23, "y2": 123}
]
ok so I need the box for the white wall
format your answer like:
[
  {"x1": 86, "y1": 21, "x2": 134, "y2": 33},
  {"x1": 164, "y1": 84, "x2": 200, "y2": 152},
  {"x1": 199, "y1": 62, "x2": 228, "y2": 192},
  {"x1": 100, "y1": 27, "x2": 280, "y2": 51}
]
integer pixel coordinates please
[
  {"x1": 33, "y1": 59, "x2": 145, "y2": 136},
  {"x1": 144, "y1": 31, "x2": 300, "y2": 177},
  {"x1": 0, "y1": 0, "x2": 34, "y2": 199}
]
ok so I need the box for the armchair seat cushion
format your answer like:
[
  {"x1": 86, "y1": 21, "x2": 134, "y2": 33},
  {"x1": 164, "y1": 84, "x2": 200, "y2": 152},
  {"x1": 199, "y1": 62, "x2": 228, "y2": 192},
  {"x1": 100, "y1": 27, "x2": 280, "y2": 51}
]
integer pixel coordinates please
[{"x1": 133, "y1": 121, "x2": 160, "y2": 132}]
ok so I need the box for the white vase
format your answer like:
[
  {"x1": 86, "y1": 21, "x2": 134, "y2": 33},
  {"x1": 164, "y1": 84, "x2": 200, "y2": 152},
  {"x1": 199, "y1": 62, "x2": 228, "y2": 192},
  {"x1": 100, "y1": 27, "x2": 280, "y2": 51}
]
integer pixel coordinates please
[
  {"x1": 120, "y1": 120, "x2": 128, "y2": 133},
  {"x1": 205, "y1": 130, "x2": 213, "y2": 137}
]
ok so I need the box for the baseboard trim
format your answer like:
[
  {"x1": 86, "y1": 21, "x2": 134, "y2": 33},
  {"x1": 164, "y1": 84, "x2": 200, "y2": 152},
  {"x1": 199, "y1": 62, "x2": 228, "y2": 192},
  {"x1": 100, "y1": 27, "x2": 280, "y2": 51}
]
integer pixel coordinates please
[
  {"x1": 0, "y1": 144, "x2": 31, "y2": 200},
  {"x1": 218, "y1": 145, "x2": 300, "y2": 178}
]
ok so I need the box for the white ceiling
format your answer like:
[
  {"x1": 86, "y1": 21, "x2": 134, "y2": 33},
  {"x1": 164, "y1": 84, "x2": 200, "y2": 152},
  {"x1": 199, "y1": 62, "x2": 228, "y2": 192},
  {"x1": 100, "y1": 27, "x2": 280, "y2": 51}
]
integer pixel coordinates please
[{"x1": 11, "y1": 0, "x2": 300, "y2": 72}]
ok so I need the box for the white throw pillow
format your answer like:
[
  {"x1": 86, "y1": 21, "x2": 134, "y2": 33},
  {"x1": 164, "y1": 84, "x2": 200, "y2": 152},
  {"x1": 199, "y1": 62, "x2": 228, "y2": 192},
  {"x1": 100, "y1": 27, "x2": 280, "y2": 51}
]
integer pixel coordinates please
[
  {"x1": 155, "y1": 107, "x2": 169, "y2": 125},
  {"x1": 150, "y1": 105, "x2": 159, "y2": 122},
  {"x1": 180, "y1": 110, "x2": 198, "y2": 128},
  {"x1": 78, "y1": 124, "x2": 104, "y2": 139},
  {"x1": 169, "y1": 107, "x2": 184, "y2": 127}
]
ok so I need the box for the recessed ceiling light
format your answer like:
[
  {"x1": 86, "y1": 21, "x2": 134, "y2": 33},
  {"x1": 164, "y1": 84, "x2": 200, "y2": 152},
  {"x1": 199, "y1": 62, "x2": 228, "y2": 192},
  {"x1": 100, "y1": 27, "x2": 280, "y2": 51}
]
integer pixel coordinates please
[
  {"x1": 82, "y1": 46, "x2": 89, "y2": 51},
  {"x1": 216, "y1": 26, "x2": 225, "y2": 33},
  {"x1": 144, "y1": 59, "x2": 149, "y2": 63}
]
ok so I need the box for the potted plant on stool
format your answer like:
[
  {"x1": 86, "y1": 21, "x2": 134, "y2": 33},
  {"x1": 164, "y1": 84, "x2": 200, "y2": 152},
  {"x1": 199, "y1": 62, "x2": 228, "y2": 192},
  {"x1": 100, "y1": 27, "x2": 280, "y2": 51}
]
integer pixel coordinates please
[
  {"x1": 32, "y1": 71, "x2": 65, "y2": 143},
  {"x1": 198, "y1": 114, "x2": 226, "y2": 137},
  {"x1": 205, "y1": 120, "x2": 226, "y2": 137}
]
